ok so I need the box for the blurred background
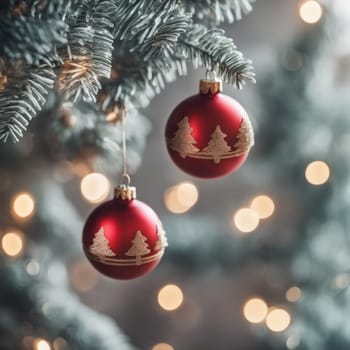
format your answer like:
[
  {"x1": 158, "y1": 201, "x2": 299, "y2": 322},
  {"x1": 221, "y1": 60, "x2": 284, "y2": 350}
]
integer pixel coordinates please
[{"x1": 2, "y1": 0, "x2": 350, "y2": 349}]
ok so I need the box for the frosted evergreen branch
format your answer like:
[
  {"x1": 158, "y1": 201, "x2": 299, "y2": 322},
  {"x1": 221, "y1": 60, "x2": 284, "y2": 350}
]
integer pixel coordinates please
[
  {"x1": 0, "y1": 1, "x2": 68, "y2": 65},
  {"x1": 182, "y1": 0, "x2": 255, "y2": 24},
  {"x1": 177, "y1": 24, "x2": 255, "y2": 89},
  {"x1": 134, "y1": 9, "x2": 192, "y2": 59},
  {"x1": 113, "y1": 0, "x2": 180, "y2": 40},
  {"x1": 0, "y1": 65, "x2": 55, "y2": 143},
  {"x1": 114, "y1": 0, "x2": 192, "y2": 60},
  {"x1": 0, "y1": 258, "x2": 136, "y2": 350},
  {"x1": 102, "y1": 57, "x2": 187, "y2": 109},
  {"x1": 58, "y1": 0, "x2": 115, "y2": 102}
]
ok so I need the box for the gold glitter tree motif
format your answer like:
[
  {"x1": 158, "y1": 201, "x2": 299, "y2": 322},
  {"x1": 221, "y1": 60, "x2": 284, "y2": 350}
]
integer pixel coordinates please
[
  {"x1": 89, "y1": 227, "x2": 116, "y2": 257},
  {"x1": 168, "y1": 116, "x2": 199, "y2": 158},
  {"x1": 125, "y1": 231, "x2": 151, "y2": 265},
  {"x1": 231, "y1": 117, "x2": 255, "y2": 156},
  {"x1": 168, "y1": 116, "x2": 254, "y2": 163},
  {"x1": 202, "y1": 125, "x2": 231, "y2": 163}
]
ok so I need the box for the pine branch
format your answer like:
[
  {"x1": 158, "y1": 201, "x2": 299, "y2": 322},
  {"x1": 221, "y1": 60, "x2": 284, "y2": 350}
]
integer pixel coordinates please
[
  {"x1": 135, "y1": 9, "x2": 192, "y2": 59},
  {"x1": 113, "y1": 0, "x2": 180, "y2": 40},
  {"x1": 101, "y1": 56, "x2": 187, "y2": 109},
  {"x1": 114, "y1": 0, "x2": 192, "y2": 60},
  {"x1": 176, "y1": 24, "x2": 255, "y2": 89},
  {"x1": 58, "y1": 0, "x2": 115, "y2": 102},
  {"x1": 0, "y1": 65, "x2": 55, "y2": 143},
  {"x1": 182, "y1": 0, "x2": 255, "y2": 24},
  {"x1": 101, "y1": 0, "x2": 192, "y2": 108},
  {"x1": 0, "y1": 1, "x2": 68, "y2": 65}
]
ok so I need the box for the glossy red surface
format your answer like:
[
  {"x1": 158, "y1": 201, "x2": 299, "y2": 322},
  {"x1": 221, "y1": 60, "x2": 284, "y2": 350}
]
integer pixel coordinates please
[
  {"x1": 165, "y1": 92, "x2": 251, "y2": 178},
  {"x1": 82, "y1": 196, "x2": 163, "y2": 280}
]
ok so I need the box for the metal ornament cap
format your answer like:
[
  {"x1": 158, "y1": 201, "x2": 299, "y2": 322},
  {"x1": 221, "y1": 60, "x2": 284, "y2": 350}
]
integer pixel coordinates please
[
  {"x1": 199, "y1": 79, "x2": 222, "y2": 95},
  {"x1": 114, "y1": 185, "x2": 136, "y2": 201}
]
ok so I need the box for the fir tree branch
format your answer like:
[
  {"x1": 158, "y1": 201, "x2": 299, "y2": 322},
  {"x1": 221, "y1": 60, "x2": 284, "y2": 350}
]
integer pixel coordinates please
[
  {"x1": 113, "y1": 0, "x2": 181, "y2": 40},
  {"x1": 0, "y1": 1, "x2": 68, "y2": 65},
  {"x1": 176, "y1": 24, "x2": 255, "y2": 89},
  {"x1": 0, "y1": 64, "x2": 55, "y2": 143},
  {"x1": 113, "y1": 0, "x2": 192, "y2": 60},
  {"x1": 101, "y1": 56, "x2": 187, "y2": 109},
  {"x1": 182, "y1": 0, "x2": 255, "y2": 24},
  {"x1": 58, "y1": 0, "x2": 115, "y2": 102},
  {"x1": 100, "y1": 0, "x2": 192, "y2": 108}
]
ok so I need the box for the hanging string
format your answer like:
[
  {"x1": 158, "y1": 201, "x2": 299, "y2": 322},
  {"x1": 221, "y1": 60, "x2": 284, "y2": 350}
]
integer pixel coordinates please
[{"x1": 119, "y1": 105, "x2": 131, "y2": 187}]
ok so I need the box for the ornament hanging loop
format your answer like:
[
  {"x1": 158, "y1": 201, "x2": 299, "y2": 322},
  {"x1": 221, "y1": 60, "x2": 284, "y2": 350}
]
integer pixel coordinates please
[
  {"x1": 118, "y1": 104, "x2": 131, "y2": 187},
  {"x1": 200, "y1": 69, "x2": 222, "y2": 94},
  {"x1": 119, "y1": 173, "x2": 131, "y2": 187},
  {"x1": 205, "y1": 69, "x2": 217, "y2": 81}
]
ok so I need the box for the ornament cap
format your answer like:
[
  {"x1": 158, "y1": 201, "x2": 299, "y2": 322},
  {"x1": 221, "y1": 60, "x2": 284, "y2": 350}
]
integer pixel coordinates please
[
  {"x1": 114, "y1": 185, "x2": 136, "y2": 200},
  {"x1": 199, "y1": 79, "x2": 222, "y2": 95}
]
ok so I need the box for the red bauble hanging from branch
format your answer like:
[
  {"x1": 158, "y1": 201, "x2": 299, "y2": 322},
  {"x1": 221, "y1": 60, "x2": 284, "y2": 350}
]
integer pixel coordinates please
[
  {"x1": 165, "y1": 74, "x2": 254, "y2": 178},
  {"x1": 82, "y1": 106, "x2": 167, "y2": 280},
  {"x1": 82, "y1": 185, "x2": 167, "y2": 280}
]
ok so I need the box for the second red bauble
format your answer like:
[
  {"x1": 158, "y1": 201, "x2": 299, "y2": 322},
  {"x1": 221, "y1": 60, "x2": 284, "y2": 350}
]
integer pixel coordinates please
[
  {"x1": 165, "y1": 79, "x2": 254, "y2": 178},
  {"x1": 82, "y1": 186, "x2": 167, "y2": 280}
]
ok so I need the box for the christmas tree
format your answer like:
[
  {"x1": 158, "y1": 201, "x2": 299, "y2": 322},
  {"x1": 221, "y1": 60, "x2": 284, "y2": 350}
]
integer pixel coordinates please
[
  {"x1": 161, "y1": 2, "x2": 350, "y2": 349},
  {"x1": 89, "y1": 227, "x2": 115, "y2": 257},
  {"x1": 232, "y1": 118, "x2": 254, "y2": 156},
  {"x1": 202, "y1": 125, "x2": 231, "y2": 163},
  {"x1": 168, "y1": 116, "x2": 199, "y2": 158},
  {"x1": 251, "y1": 3, "x2": 350, "y2": 349},
  {"x1": 2, "y1": 1, "x2": 349, "y2": 350},
  {"x1": 0, "y1": 1, "x2": 256, "y2": 349},
  {"x1": 125, "y1": 231, "x2": 151, "y2": 265}
]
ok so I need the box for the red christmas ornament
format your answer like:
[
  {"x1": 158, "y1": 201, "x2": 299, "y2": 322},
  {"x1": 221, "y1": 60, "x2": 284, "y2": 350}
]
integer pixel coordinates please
[
  {"x1": 82, "y1": 185, "x2": 167, "y2": 280},
  {"x1": 165, "y1": 77, "x2": 254, "y2": 178}
]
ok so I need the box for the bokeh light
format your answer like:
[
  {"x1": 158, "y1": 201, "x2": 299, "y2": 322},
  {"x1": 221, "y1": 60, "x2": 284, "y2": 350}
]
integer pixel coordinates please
[
  {"x1": 286, "y1": 286, "x2": 301, "y2": 302},
  {"x1": 152, "y1": 343, "x2": 174, "y2": 350},
  {"x1": 265, "y1": 308, "x2": 291, "y2": 332},
  {"x1": 158, "y1": 284, "x2": 184, "y2": 311},
  {"x1": 250, "y1": 195, "x2": 275, "y2": 219},
  {"x1": 164, "y1": 182, "x2": 198, "y2": 214},
  {"x1": 35, "y1": 339, "x2": 51, "y2": 350},
  {"x1": 12, "y1": 192, "x2": 35, "y2": 219},
  {"x1": 1, "y1": 231, "x2": 24, "y2": 257},
  {"x1": 233, "y1": 208, "x2": 260, "y2": 233},
  {"x1": 243, "y1": 298, "x2": 268, "y2": 324},
  {"x1": 176, "y1": 182, "x2": 199, "y2": 207},
  {"x1": 80, "y1": 173, "x2": 110, "y2": 203},
  {"x1": 299, "y1": 0, "x2": 323, "y2": 24},
  {"x1": 69, "y1": 259, "x2": 99, "y2": 292},
  {"x1": 305, "y1": 161, "x2": 330, "y2": 185},
  {"x1": 53, "y1": 337, "x2": 68, "y2": 350}
]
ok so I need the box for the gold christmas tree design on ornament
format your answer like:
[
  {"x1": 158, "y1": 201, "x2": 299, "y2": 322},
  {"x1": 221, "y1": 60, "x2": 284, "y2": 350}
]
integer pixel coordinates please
[
  {"x1": 168, "y1": 116, "x2": 199, "y2": 158},
  {"x1": 125, "y1": 230, "x2": 151, "y2": 265},
  {"x1": 87, "y1": 227, "x2": 165, "y2": 266},
  {"x1": 89, "y1": 227, "x2": 116, "y2": 258},
  {"x1": 154, "y1": 221, "x2": 168, "y2": 251},
  {"x1": 167, "y1": 116, "x2": 254, "y2": 162},
  {"x1": 231, "y1": 117, "x2": 255, "y2": 156},
  {"x1": 202, "y1": 125, "x2": 231, "y2": 163}
]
